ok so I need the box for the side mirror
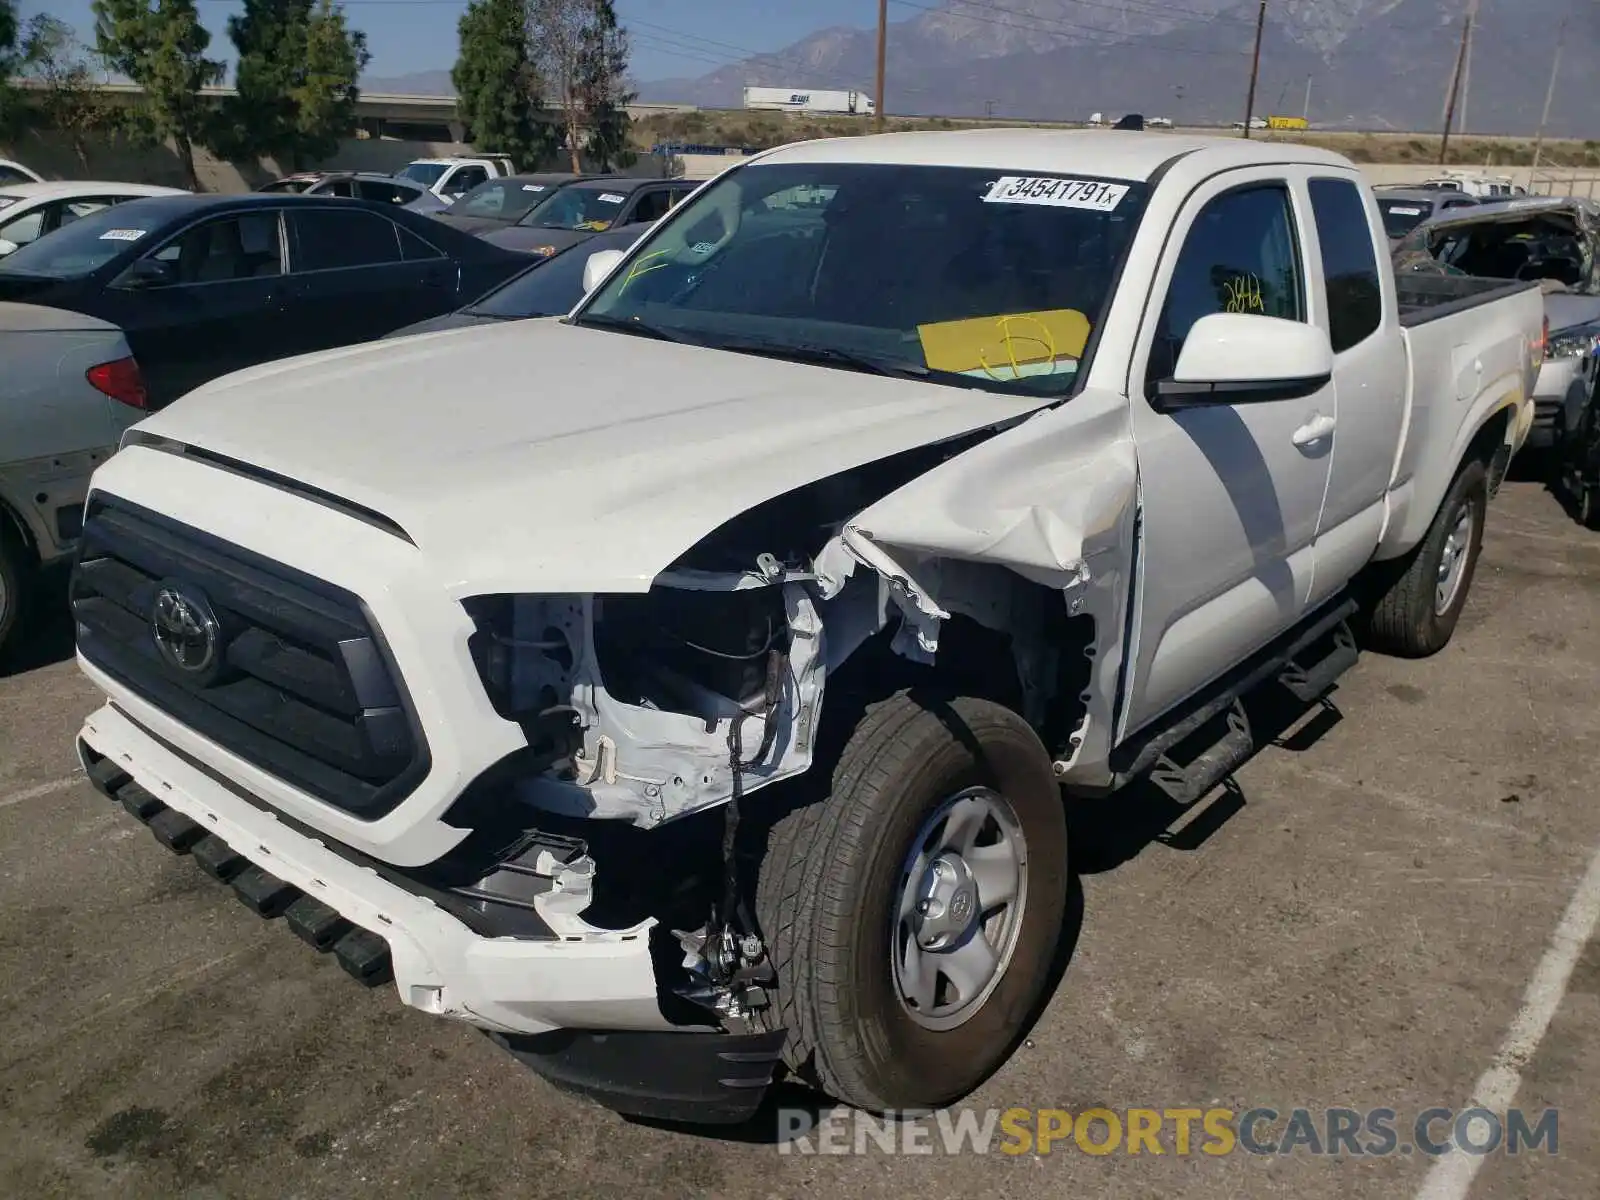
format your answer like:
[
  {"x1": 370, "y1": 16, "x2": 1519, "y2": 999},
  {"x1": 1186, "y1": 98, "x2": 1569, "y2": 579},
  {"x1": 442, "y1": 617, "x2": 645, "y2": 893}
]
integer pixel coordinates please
[
  {"x1": 0, "y1": 238, "x2": 16, "y2": 257},
  {"x1": 116, "y1": 258, "x2": 176, "y2": 290},
  {"x1": 1153, "y1": 313, "x2": 1333, "y2": 410},
  {"x1": 582, "y1": 248, "x2": 627, "y2": 294}
]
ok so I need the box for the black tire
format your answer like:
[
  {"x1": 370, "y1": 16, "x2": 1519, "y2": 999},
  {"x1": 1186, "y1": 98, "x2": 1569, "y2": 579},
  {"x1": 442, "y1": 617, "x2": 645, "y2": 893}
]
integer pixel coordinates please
[
  {"x1": 0, "y1": 523, "x2": 28, "y2": 659},
  {"x1": 1364, "y1": 458, "x2": 1488, "y2": 658},
  {"x1": 754, "y1": 691, "x2": 1067, "y2": 1113}
]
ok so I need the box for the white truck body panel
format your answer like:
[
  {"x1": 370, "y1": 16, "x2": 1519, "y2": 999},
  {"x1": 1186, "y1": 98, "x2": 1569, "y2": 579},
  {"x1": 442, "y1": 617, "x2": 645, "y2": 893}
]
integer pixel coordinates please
[{"x1": 76, "y1": 131, "x2": 1541, "y2": 1041}]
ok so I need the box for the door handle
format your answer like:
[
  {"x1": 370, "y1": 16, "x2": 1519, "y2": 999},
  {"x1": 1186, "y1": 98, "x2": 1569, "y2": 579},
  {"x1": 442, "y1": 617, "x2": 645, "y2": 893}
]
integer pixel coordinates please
[{"x1": 1292, "y1": 413, "x2": 1337, "y2": 446}]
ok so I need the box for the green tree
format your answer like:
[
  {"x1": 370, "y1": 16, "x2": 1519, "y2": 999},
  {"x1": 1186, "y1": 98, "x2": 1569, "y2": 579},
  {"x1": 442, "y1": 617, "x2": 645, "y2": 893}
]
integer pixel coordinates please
[
  {"x1": 526, "y1": 0, "x2": 633, "y2": 172},
  {"x1": 576, "y1": 0, "x2": 633, "y2": 171},
  {"x1": 213, "y1": 0, "x2": 369, "y2": 170},
  {"x1": 453, "y1": 0, "x2": 552, "y2": 169},
  {"x1": 93, "y1": 0, "x2": 224, "y2": 190},
  {"x1": 0, "y1": 0, "x2": 23, "y2": 139},
  {"x1": 20, "y1": 16, "x2": 120, "y2": 168}
]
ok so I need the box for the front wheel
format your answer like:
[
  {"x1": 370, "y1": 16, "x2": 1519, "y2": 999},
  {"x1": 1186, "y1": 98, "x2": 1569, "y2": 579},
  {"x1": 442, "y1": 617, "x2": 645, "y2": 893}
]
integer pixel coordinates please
[
  {"x1": 1363, "y1": 458, "x2": 1488, "y2": 658},
  {"x1": 755, "y1": 692, "x2": 1068, "y2": 1113},
  {"x1": 0, "y1": 525, "x2": 28, "y2": 659}
]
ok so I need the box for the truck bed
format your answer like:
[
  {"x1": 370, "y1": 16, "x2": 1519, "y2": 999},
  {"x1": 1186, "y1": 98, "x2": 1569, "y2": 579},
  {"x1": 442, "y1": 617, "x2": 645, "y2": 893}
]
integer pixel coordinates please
[{"x1": 1395, "y1": 271, "x2": 1540, "y2": 327}]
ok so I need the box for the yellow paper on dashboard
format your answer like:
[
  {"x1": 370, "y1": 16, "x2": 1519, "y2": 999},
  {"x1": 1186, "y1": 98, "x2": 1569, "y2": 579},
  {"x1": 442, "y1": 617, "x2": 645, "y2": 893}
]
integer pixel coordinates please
[{"x1": 916, "y1": 309, "x2": 1092, "y2": 381}]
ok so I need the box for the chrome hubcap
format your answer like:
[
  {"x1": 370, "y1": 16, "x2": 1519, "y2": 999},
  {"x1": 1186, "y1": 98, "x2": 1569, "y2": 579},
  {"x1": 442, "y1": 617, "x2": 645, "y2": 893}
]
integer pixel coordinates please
[
  {"x1": 1435, "y1": 503, "x2": 1475, "y2": 615},
  {"x1": 892, "y1": 786, "x2": 1028, "y2": 1032}
]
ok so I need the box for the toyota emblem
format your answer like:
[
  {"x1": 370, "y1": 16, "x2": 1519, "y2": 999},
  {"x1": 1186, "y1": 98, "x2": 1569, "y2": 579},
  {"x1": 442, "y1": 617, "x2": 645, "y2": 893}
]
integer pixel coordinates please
[{"x1": 151, "y1": 583, "x2": 221, "y2": 678}]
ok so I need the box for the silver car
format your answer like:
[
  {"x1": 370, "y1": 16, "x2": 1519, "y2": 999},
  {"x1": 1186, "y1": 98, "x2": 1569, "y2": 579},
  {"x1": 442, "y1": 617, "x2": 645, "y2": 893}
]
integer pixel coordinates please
[{"x1": 0, "y1": 304, "x2": 146, "y2": 654}]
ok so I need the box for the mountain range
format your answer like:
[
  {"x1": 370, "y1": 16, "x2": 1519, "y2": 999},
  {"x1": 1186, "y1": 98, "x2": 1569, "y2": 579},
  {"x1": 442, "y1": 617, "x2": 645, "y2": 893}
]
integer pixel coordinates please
[{"x1": 368, "y1": 0, "x2": 1598, "y2": 137}]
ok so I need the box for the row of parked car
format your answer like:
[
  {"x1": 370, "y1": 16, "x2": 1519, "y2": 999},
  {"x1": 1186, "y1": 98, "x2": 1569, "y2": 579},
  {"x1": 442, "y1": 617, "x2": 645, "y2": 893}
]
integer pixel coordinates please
[{"x1": 0, "y1": 161, "x2": 701, "y2": 652}]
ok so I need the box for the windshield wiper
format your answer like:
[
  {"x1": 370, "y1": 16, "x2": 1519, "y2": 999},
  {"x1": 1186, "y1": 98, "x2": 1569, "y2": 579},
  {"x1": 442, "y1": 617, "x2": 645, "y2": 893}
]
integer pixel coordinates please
[
  {"x1": 571, "y1": 312, "x2": 701, "y2": 344},
  {"x1": 714, "y1": 338, "x2": 931, "y2": 380}
]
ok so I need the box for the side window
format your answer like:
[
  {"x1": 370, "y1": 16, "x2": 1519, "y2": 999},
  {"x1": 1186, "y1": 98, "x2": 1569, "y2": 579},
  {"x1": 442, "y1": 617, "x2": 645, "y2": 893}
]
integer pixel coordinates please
[
  {"x1": 396, "y1": 223, "x2": 445, "y2": 262},
  {"x1": 0, "y1": 206, "x2": 46, "y2": 246},
  {"x1": 1148, "y1": 183, "x2": 1304, "y2": 384},
  {"x1": 291, "y1": 209, "x2": 402, "y2": 271},
  {"x1": 358, "y1": 181, "x2": 413, "y2": 206},
  {"x1": 145, "y1": 213, "x2": 283, "y2": 283},
  {"x1": 628, "y1": 189, "x2": 673, "y2": 225},
  {"x1": 63, "y1": 199, "x2": 116, "y2": 225},
  {"x1": 1308, "y1": 178, "x2": 1383, "y2": 353},
  {"x1": 445, "y1": 166, "x2": 488, "y2": 197}
]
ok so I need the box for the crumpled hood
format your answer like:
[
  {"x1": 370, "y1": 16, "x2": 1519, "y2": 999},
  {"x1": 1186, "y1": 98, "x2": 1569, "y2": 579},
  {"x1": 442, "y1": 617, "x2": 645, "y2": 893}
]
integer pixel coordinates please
[{"x1": 133, "y1": 319, "x2": 1052, "y2": 593}]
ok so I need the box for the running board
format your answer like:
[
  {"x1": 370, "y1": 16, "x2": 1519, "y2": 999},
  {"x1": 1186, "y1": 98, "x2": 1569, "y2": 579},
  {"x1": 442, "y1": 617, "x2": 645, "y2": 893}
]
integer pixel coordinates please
[{"x1": 1111, "y1": 597, "x2": 1361, "y2": 800}]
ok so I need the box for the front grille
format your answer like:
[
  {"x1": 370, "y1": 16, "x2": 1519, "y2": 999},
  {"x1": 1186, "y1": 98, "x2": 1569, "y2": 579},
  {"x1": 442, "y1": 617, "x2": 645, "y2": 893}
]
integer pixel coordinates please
[{"x1": 71, "y1": 495, "x2": 429, "y2": 818}]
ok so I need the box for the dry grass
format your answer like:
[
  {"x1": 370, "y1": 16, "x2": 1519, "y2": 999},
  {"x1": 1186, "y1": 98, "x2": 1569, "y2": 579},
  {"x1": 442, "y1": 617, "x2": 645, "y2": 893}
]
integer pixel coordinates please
[{"x1": 630, "y1": 111, "x2": 1600, "y2": 168}]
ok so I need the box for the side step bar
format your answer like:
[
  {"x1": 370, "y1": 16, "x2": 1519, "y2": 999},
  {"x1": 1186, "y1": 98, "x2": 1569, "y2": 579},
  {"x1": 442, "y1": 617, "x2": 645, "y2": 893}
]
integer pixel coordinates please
[{"x1": 1112, "y1": 597, "x2": 1360, "y2": 802}]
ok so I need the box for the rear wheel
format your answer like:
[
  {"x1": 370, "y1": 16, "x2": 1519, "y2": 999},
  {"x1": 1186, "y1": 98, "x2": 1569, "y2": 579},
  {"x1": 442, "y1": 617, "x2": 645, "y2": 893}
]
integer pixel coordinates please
[
  {"x1": 755, "y1": 691, "x2": 1067, "y2": 1112},
  {"x1": 1363, "y1": 458, "x2": 1488, "y2": 658}
]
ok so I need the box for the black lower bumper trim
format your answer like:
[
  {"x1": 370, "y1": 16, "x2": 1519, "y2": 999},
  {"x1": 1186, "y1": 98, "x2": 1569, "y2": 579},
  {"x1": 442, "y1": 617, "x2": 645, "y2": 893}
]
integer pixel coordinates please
[
  {"x1": 149, "y1": 808, "x2": 207, "y2": 854},
  {"x1": 333, "y1": 928, "x2": 393, "y2": 986},
  {"x1": 492, "y1": 1027, "x2": 787, "y2": 1125},
  {"x1": 287, "y1": 896, "x2": 353, "y2": 952},
  {"x1": 233, "y1": 866, "x2": 301, "y2": 917},
  {"x1": 193, "y1": 834, "x2": 248, "y2": 882}
]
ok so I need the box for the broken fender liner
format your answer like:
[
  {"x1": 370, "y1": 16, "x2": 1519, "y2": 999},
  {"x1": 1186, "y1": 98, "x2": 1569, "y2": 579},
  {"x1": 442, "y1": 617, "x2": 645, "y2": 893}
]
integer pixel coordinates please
[{"x1": 492, "y1": 1027, "x2": 788, "y2": 1125}]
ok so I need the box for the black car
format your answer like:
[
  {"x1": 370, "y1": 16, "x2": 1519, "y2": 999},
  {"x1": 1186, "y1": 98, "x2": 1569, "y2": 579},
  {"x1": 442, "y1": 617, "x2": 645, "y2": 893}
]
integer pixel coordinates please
[
  {"x1": 385, "y1": 224, "x2": 641, "y2": 338},
  {"x1": 0, "y1": 193, "x2": 531, "y2": 408},
  {"x1": 429, "y1": 173, "x2": 600, "y2": 235},
  {"x1": 481, "y1": 177, "x2": 699, "y2": 257}
]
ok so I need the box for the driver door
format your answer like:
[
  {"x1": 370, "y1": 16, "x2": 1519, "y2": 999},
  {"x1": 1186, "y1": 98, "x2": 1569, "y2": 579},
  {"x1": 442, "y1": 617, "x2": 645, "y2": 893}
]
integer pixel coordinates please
[{"x1": 1119, "y1": 171, "x2": 1336, "y2": 739}]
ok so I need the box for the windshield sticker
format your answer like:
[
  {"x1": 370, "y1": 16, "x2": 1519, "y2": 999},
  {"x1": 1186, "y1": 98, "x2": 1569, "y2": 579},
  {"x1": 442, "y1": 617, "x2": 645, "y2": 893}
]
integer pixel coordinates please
[
  {"x1": 577, "y1": 219, "x2": 613, "y2": 231},
  {"x1": 918, "y1": 309, "x2": 1091, "y2": 381},
  {"x1": 690, "y1": 241, "x2": 718, "y2": 255},
  {"x1": 522, "y1": 184, "x2": 546, "y2": 191},
  {"x1": 0, "y1": 198, "x2": 16, "y2": 210},
  {"x1": 598, "y1": 192, "x2": 626, "y2": 204},
  {"x1": 1387, "y1": 205, "x2": 1423, "y2": 215},
  {"x1": 982, "y1": 176, "x2": 1128, "y2": 212},
  {"x1": 617, "y1": 248, "x2": 673, "y2": 294},
  {"x1": 98, "y1": 228, "x2": 148, "y2": 242}
]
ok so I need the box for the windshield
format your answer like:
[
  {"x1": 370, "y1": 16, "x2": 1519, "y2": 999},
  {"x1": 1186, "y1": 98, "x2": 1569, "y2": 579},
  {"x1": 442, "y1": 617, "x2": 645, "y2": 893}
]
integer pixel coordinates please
[
  {"x1": 397, "y1": 162, "x2": 449, "y2": 187},
  {"x1": 1379, "y1": 199, "x2": 1433, "y2": 239},
  {"x1": 469, "y1": 232, "x2": 633, "y2": 319},
  {"x1": 455, "y1": 179, "x2": 556, "y2": 221},
  {"x1": 0, "y1": 202, "x2": 153, "y2": 277},
  {"x1": 519, "y1": 186, "x2": 630, "y2": 231},
  {"x1": 574, "y1": 162, "x2": 1149, "y2": 395}
]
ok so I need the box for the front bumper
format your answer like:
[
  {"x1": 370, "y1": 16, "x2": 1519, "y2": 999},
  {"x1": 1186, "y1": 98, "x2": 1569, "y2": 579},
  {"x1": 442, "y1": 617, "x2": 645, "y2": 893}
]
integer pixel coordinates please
[{"x1": 78, "y1": 701, "x2": 666, "y2": 1037}]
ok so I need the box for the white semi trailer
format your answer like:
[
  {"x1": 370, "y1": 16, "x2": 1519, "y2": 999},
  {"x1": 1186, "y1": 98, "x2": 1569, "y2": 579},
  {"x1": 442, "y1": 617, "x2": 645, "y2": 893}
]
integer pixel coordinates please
[{"x1": 742, "y1": 86, "x2": 876, "y2": 116}]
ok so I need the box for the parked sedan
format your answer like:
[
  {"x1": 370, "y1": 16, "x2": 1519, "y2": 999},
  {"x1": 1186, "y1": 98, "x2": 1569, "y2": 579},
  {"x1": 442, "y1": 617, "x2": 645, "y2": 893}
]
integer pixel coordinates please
[
  {"x1": 0, "y1": 193, "x2": 531, "y2": 409},
  {"x1": 385, "y1": 224, "x2": 641, "y2": 337},
  {"x1": 0, "y1": 303, "x2": 146, "y2": 655},
  {"x1": 302, "y1": 172, "x2": 430, "y2": 206},
  {"x1": 481, "y1": 177, "x2": 699, "y2": 257},
  {"x1": 427, "y1": 173, "x2": 598, "y2": 234},
  {"x1": 0, "y1": 182, "x2": 189, "y2": 256},
  {"x1": 1373, "y1": 186, "x2": 1480, "y2": 244}
]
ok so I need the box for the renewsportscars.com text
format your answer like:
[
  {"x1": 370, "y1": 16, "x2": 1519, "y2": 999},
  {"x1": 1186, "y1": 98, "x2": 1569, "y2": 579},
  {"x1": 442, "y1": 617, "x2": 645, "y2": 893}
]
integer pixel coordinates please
[{"x1": 776, "y1": 1106, "x2": 1559, "y2": 1158}]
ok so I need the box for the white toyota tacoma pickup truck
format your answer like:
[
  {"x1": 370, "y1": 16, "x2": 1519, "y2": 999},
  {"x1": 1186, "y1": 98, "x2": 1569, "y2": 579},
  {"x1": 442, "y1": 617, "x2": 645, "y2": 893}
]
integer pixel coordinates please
[{"x1": 71, "y1": 132, "x2": 1542, "y2": 1124}]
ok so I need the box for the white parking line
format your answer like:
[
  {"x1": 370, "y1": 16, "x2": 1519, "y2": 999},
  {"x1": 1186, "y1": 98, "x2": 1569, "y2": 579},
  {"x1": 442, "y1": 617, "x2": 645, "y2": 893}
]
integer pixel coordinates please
[
  {"x1": 0, "y1": 774, "x2": 83, "y2": 810},
  {"x1": 1414, "y1": 839, "x2": 1600, "y2": 1200}
]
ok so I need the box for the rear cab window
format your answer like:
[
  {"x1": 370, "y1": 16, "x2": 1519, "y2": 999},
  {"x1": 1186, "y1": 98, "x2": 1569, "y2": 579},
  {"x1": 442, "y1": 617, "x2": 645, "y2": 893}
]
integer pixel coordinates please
[{"x1": 1308, "y1": 177, "x2": 1384, "y2": 352}]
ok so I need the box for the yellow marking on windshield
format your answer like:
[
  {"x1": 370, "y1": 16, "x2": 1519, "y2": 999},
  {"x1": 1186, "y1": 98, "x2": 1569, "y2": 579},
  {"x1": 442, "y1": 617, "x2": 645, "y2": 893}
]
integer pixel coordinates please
[
  {"x1": 617, "y1": 248, "x2": 673, "y2": 294},
  {"x1": 917, "y1": 309, "x2": 1091, "y2": 379}
]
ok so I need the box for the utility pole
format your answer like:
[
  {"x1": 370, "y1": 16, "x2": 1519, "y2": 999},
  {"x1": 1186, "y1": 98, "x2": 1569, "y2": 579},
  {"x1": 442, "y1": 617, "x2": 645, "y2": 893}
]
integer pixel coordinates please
[
  {"x1": 1438, "y1": 5, "x2": 1472, "y2": 165},
  {"x1": 875, "y1": 0, "x2": 888, "y2": 132},
  {"x1": 1531, "y1": 16, "x2": 1566, "y2": 172},
  {"x1": 1242, "y1": 0, "x2": 1266, "y2": 139},
  {"x1": 1302, "y1": 74, "x2": 1313, "y2": 122},
  {"x1": 1458, "y1": 0, "x2": 1477, "y2": 135}
]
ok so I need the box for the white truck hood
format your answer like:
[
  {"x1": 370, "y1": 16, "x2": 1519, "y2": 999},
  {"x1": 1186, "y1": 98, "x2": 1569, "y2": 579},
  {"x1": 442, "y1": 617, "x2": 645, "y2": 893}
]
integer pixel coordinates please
[{"x1": 134, "y1": 320, "x2": 1054, "y2": 593}]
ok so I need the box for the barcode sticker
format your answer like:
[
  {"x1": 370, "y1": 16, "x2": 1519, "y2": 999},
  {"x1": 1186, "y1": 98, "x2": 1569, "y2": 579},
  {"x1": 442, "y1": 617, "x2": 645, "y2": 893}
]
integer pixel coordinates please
[{"x1": 982, "y1": 176, "x2": 1128, "y2": 211}]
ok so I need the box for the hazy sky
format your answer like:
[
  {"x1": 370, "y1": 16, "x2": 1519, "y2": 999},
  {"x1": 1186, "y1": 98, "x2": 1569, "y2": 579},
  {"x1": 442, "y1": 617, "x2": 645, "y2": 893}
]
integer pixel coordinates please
[{"x1": 28, "y1": 0, "x2": 886, "y2": 82}]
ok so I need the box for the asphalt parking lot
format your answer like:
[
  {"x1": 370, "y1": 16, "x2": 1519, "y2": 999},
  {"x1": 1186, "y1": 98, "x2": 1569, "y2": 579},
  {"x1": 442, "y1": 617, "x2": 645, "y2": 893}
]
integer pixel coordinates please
[{"x1": 2, "y1": 478, "x2": 1598, "y2": 1200}]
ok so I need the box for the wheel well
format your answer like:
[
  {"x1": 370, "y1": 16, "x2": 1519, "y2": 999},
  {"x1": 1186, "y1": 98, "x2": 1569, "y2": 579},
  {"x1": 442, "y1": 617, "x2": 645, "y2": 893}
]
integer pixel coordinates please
[
  {"x1": 0, "y1": 497, "x2": 37, "y2": 565},
  {"x1": 1468, "y1": 407, "x2": 1513, "y2": 495}
]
